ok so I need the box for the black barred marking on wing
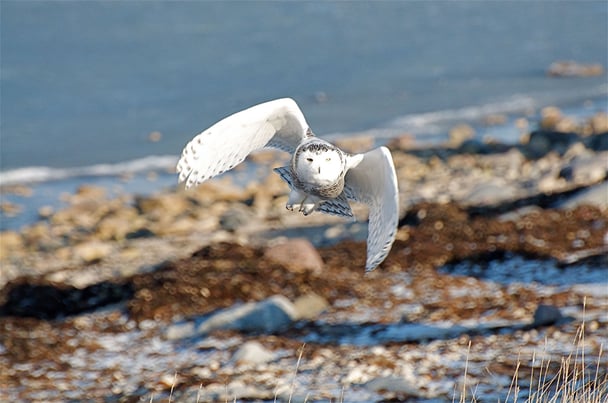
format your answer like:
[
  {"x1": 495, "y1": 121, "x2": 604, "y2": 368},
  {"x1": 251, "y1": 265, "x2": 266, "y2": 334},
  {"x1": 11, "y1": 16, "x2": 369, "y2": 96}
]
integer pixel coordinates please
[
  {"x1": 273, "y1": 166, "x2": 296, "y2": 189},
  {"x1": 318, "y1": 194, "x2": 354, "y2": 218}
]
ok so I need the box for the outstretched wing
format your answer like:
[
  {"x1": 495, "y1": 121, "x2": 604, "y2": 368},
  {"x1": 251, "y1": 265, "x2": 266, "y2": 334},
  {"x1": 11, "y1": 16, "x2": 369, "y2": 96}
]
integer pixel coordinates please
[
  {"x1": 344, "y1": 147, "x2": 399, "y2": 272},
  {"x1": 177, "y1": 98, "x2": 310, "y2": 188}
]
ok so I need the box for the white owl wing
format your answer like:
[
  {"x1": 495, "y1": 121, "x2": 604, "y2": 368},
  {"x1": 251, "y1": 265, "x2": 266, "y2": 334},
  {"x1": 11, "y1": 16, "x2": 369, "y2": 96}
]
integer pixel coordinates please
[
  {"x1": 344, "y1": 147, "x2": 399, "y2": 272},
  {"x1": 177, "y1": 98, "x2": 310, "y2": 188}
]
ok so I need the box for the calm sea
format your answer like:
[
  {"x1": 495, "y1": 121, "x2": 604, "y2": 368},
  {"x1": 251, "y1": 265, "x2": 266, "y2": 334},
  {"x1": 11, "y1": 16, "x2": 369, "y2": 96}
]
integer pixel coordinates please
[{"x1": 1, "y1": 1, "x2": 607, "y2": 229}]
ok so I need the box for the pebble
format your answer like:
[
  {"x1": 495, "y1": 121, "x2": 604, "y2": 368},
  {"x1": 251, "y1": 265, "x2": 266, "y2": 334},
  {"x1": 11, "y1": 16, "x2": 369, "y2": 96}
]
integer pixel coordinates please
[
  {"x1": 365, "y1": 375, "x2": 431, "y2": 398},
  {"x1": 232, "y1": 341, "x2": 277, "y2": 365}
]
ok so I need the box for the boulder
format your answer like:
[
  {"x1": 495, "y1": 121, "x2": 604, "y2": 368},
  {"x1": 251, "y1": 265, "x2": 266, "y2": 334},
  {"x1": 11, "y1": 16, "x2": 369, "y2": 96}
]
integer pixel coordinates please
[
  {"x1": 533, "y1": 304, "x2": 563, "y2": 327},
  {"x1": 264, "y1": 238, "x2": 324, "y2": 274},
  {"x1": 555, "y1": 182, "x2": 608, "y2": 210},
  {"x1": 293, "y1": 293, "x2": 329, "y2": 320},
  {"x1": 165, "y1": 295, "x2": 298, "y2": 339}
]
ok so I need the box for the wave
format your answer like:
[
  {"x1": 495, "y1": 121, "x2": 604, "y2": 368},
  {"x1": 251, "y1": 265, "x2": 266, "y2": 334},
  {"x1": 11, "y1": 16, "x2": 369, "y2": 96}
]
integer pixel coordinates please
[
  {"x1": 0, "y1": 155, "x2": 178, "y2": 187},
  {"x1": 386, "y1": 95, "x2": 538, "y2": 135},
  {"x1": 388, "y1": 86, "x2": 608, "y2": 136}
]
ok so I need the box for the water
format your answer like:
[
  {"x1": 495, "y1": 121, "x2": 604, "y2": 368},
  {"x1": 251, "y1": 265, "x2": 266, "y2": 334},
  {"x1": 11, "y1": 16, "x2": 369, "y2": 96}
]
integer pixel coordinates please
[{"x1": 1, "y1": 1, "x2": 607, "y2": 229}]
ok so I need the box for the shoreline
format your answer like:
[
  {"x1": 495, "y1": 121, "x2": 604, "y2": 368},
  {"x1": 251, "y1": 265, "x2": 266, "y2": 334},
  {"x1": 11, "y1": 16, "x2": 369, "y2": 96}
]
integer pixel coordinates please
[{"x1": 1, "y1": 97, "x2": 607, "y2": 233}]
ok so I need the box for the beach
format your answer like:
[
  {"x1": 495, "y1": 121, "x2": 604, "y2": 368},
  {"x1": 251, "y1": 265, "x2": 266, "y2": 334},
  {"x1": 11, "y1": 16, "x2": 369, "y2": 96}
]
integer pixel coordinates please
[{"x1": 1, "y1": 107, "x2": 607, "y2": 401}]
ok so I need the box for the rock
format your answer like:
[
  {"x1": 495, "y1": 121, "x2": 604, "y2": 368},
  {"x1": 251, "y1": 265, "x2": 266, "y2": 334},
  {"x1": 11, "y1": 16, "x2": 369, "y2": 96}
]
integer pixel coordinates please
[
  {"x1": 483, "y1": 114, "x2": 507, "y2": 126},
  {"x1": 539, "y1": 106, "x2": 563, "y2": 130},
  {"x1": 365, "y1": 375, "x2": 431, "y2": 398},
  {"x1": 73, "y1": 241, "x2": 113, "y2": 263},
  {"x1": 293, "y1": 292, "x2": 329, "y2": 320},
  {"x1": 498, "y1": 206, "x2": 543, "y2": 223},
  {"x1": 21, "y1": 222, "x2": 60, "y2": 251},
  {"x1": 153, "y1": 216, "x2": 199, "y2": 236},
  {"x1": 164, "y1": 321, "x2": 196, "y2": 340},
  {"x1": 95, "y1": 207, "x2": 142, "y2": 240},
  {"x1": 533, "y1": 304, "x2": 563, "y2": 327},
  {"x1": 525, "y1": 130, "x2": 580, "y2": 158},
  {"x1": 0, "y1": 201, "x2": 22, "y2": 217},
  {"x1": 232, "y1": 341, "x2": 277, "y2": 365},
  {"x1": 457, "y1": 139, "x2": 489, "y2": 154},
  {"x1": 555, "y1": 182, "x2": 608, "y2": 210},
  {"x1": 135, "y1": 193, "x2": 192, "y2": 220},
  {"x1": 559, "y1": 153, "x2": 607, "y2": 185},
  {"x1": 587, "y1": 112, "x2": 608, "y2": 135},
  {"x1": 125, "y1": 228, "x2": 156, "y2": 239},
  {"x1": 264, "y1": 238, "x2": 324, "y2": 273},
  {"x1": 147, "y1": 131, "x2": 162, "y2": 142},
  {"x1": 448, "y1": 124, "x2": 475, "y2": 147},
  {"x1": 0, "y1": 231, "x2": 23, "y2": 260},
  {"x1": 386, "y1": 133, "x2": 415, "y2": 150},
  {"x1": 547, "y1": 60, "x2": 604, "y2": 77},
  {"x1": 219, "y1": 204, "x2": 254, "y2": 232},
  {"x1": 465, "y1": 180, "x2": 520, "y2": 206},
  {"x1": 165, "y1": 295, "x2": 298, "y2": 339},
  {"x1": 72, "y1": 184, "x2": 106, "y2": 201},
  {"x1": 584, "y1": 131, "x2": 608, "y2": 151}
]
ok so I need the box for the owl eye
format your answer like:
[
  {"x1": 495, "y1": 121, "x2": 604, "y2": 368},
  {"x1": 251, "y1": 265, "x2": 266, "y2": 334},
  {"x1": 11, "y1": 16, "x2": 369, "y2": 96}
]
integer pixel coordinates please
[{"x1": 306, "y1": 158, "x2": 313, "y2": 162}]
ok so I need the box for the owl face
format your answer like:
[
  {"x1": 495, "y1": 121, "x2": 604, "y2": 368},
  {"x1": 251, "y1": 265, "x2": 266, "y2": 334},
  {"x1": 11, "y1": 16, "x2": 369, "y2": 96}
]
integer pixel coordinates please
[{"x1": 294, "y1": 142, "x2": 344, "y2": 186}]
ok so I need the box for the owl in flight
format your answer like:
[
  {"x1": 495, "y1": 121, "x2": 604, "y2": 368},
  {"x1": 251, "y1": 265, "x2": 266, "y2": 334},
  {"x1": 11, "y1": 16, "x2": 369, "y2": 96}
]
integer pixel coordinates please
[{"x1": 177, "y1": 98, "x2": 399, "y2": 272}]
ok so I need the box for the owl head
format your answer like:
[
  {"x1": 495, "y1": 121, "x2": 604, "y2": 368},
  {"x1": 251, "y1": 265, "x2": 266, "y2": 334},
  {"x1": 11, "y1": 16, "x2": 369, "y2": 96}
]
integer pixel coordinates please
[{"x1": 294, "y1": 141, "x2": 344, "y2": 186}]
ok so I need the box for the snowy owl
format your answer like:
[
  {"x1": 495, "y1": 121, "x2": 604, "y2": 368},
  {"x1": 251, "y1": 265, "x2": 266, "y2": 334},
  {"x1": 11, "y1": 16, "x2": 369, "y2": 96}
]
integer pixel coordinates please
[{"x1": 176, "y1": 98, "x2": 399, "y2": 272}]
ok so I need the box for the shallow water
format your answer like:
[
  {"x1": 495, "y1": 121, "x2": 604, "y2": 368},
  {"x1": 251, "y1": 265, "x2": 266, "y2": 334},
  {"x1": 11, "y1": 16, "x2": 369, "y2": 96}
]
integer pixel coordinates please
[{"x1": 2, "y1": 1, "x2": 606, "y2": 170}]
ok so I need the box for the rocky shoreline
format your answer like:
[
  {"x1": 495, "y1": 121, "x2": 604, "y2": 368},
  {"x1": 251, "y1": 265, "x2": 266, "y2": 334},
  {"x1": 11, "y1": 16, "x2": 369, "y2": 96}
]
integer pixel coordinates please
[{"x1": 1, "y1": 107, "x2": 607, "y2": 402}]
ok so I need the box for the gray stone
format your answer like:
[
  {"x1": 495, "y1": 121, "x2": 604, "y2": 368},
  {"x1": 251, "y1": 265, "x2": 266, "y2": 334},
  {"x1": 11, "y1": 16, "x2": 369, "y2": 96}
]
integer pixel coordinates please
[
  {"x1": 559, "y1": 153, "x2": 608, "y2": 185},
  {"x1": 165, "y1": 295, "x2": 298, "y2": 339},
  {"x1": 219, "y1": 205, "x2": 253, "y2": 232},
  {"x1": 533, "y1": 304, "x2": 563, "y2": 327},
  {"x1": 556, "y1": 182, "x2": 608, "y2": 210},
  {"x1": 465, "y1": 180, "x2": 520, "y2": 206}
]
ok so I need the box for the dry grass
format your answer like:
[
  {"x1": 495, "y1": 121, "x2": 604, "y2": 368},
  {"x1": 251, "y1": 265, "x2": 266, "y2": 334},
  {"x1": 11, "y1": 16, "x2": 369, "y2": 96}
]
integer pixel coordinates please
[{"x1": 458, "y1": 299, "x2": 607, "y2": 403}]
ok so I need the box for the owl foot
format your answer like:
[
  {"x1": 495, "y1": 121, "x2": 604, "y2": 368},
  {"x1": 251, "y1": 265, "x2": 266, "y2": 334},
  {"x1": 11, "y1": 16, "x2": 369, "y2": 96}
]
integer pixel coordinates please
[{"x1": 286, "y1": 192, "x2": 320, "y2": 216}]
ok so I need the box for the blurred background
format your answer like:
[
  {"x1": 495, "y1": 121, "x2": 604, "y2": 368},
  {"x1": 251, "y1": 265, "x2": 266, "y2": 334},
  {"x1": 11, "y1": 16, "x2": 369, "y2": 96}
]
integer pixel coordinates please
[
  {"x1": 2, "y1": 3, "x2": 608, "y2": 401},
  {"x1": 1, "y1": 1, "x2": 607, "y2": 228}
]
